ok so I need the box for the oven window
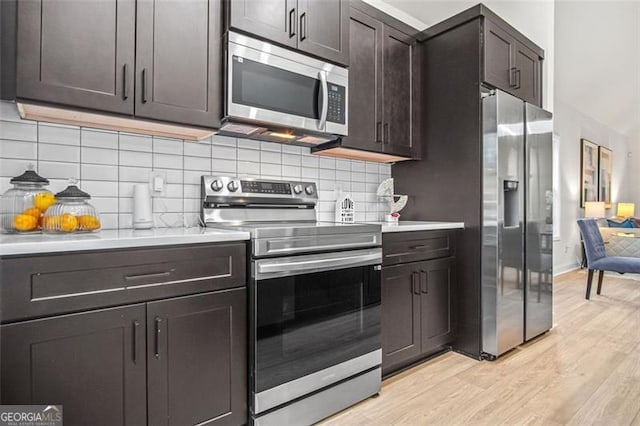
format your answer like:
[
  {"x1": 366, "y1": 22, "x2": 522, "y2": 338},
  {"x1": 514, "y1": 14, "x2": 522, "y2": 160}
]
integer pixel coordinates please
[
  {"x1": 254, "y1": 265, "x2": 381, "y2": 393},
  {"x1": 232, "y1": 56, "x2": 320, "y2": 119}
]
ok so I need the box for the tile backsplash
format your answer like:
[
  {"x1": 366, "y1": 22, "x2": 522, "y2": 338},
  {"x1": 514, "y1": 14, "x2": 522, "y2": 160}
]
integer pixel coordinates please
[{"x1": 0, "y1": 101, "x2": 391, "y2": 229}]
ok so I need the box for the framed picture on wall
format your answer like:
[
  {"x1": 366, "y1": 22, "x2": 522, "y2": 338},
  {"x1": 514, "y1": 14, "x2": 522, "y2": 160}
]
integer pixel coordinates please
[
  {"x1": 580, "y1": 139, "x2": 599, "y2": 207},
  {"x1": 598, "y1": 146, "x2": 613, "y2": 208}
]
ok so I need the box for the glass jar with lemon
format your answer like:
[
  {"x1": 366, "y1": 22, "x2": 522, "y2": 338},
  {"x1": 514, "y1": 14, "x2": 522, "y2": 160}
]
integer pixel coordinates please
[
  {"x1": 42, "y1": 181, "x2": 101, "y2": 233},
  {"x1": 0, "y1": 167, "x2": 56, "y2": 233}
]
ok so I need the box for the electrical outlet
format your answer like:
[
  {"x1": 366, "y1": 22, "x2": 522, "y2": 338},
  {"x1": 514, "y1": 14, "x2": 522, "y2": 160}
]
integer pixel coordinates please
[{"x1": 149, "y1": 171, "x2": 167, "y2": 197}]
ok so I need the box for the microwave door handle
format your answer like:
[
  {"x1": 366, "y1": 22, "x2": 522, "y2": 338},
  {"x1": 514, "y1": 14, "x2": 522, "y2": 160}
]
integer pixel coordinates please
[{"x1": 318, "y1": 71, "x2": 328, "y2": 130}]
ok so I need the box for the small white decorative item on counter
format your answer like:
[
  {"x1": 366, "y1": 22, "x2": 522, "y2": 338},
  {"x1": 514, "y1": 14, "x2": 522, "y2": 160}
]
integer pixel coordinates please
[
  {"x1": 386, "y1": 212, "x2": 400, "y2": 223},
  {"x1": 133, "y1": 184, "x2": 153, "y2": 229},
  {"x1": 0, "y1": 166, "x2": 55, "y2": 234},
  {"x1": 335, "y1": 194, "x2": 355, "y2": 223},
  {"x1": 376, "y1": 178, "x2": 408, "y2": 220},
  {"x1": 42, "y1": 179, "x2": 101, "y2": 233}
]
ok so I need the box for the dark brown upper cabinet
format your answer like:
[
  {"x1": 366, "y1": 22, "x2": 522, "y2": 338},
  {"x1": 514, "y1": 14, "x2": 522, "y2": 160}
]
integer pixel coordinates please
[
  {"x1": 313, "y1": 4, "x2": 419, "y2": 162},
  {"x1": 16, "y1": 0, "x2": 136, "y2": 114},
  {"x1": 482, "y1": 17, "x2": 542, "y2": 106},
  {"x1": 513, "y1": 42, "x2": 541, "y2": 107},
  {"x1": 136, "y1": 0, "x2": 223, "y2": 128},
  {"x1": 1, "y1": 305, "x2": 148, "y2": 426},
  {"x1": 228, "y1": 0, "x2": 297, "y2": 49},
  {"x1": 297, "y1": 0, "x2": 349, "y2": 65},
  {"x1": 341, "y1": 8, "x2": 383, "y2": 154},
  {"x1": 228, "y1": 0, "x2": 349, "y2": 65},
  {"x1": 382, "y1": 25, "x2": 416, "y2": 158},
  {"x1": 422, "y1": 4, "x2": 544, "y2": 107},
  {"x1": 483, "y1": 19, "x2": 516, "y2": 93}
]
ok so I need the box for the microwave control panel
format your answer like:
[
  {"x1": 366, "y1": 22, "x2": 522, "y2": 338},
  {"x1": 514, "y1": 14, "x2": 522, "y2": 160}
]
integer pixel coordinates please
[{"x1": 327, "y1": 83, "x2": 346, "y2": 124}]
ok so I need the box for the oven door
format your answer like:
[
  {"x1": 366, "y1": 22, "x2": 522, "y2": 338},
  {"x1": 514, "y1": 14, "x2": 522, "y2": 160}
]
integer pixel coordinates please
[
  {"x1": 227, "y1": 32, "x2": 348, "y2": 136},
  {"x1": 251, "y1": 248, "x2": 381, "y2": 414}
]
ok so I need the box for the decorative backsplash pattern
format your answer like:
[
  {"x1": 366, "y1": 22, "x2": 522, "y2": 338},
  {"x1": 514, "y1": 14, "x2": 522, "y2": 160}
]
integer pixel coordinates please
[{"x1": 0, "y1": 101, "x2": 391, "y2": 229}]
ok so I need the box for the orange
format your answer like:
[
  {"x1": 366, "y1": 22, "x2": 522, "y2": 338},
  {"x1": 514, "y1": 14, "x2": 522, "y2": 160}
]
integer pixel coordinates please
[
  {"x1": 13, "y1": 214, "x2": 38, "y2": 232},
  {"x1": 34, "y1": 192, "x2": 56, "y2": 211},
  {"x1": 23, "y1": 207, "x2": 42, "y2": 219},
  {"x1": 78, "y1": 215, "x2": 101, "y2": 231},
  {"x1": 60, "y1": 213, "x2": 78, "y2": 233}
]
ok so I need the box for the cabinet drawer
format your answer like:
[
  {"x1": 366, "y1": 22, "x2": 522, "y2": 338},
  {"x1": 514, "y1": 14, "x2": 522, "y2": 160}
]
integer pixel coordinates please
[
  {"x1": 382, "y1": 230, "x2": 455, "y2": 266},
  {"x1": 1, "y1": 243, "x2": 246, "y2": 323}
]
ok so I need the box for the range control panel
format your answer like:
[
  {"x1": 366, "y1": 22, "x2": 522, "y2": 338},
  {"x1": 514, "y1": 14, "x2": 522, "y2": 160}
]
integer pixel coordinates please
[
  {"x1": 202, "y1": 176, "x2": 318, "y2": 202},
  {"x1": 327, "y1": 83, "x2": 346, "y2": 125},
  {"x1": 241, "y1": 180, "x2": 291, "y2": 195}
]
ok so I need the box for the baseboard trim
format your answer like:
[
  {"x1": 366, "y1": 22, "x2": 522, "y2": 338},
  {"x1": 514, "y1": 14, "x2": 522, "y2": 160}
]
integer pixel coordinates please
[{"x1": 554, "y1": 263, "x2": 580, "y2": 276}]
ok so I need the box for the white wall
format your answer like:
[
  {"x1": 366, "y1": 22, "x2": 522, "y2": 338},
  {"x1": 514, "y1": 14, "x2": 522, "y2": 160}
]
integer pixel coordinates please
[
  {"x1": 552, "y1": 1, "x2": 639, "y2": 273},
  {"x1": 552, "y1": 99, "x2": 630, "y2": 273},
  {"x1": 365, "y1": 0, "x2": 555, "y2": 112}
]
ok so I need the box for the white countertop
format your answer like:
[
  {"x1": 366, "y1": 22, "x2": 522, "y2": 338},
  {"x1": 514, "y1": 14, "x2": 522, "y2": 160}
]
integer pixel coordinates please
[
  {"x1": 368, "y1": 221, "x2": 465, "y2": 233},
  {"x1": 0, "y1": 227, "x2": 250, "y2": 256}
]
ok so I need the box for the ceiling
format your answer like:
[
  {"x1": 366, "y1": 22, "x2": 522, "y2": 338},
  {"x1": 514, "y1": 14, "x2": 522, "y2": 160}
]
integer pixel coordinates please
[{"x1": 374, "y1": 0, "x2": 640, "y2": 140}]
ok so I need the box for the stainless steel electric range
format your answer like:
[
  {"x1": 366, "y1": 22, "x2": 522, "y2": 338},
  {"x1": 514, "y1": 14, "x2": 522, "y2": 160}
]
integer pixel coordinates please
[{"x1": 201, "y1": 176, "x2": 382, "y2": 426}]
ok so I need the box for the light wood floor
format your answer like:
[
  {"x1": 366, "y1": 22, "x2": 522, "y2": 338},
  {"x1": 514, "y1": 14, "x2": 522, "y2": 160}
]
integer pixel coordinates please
[{"x1": 320, "y1": 270, "x2": 640, "y2": 425}]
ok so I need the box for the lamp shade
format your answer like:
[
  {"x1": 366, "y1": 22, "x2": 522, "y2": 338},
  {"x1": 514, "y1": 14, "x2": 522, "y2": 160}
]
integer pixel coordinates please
[
  {"x1": 617, "y1": 202, "x2": 635, "y2": 218},
  {"x1": 584, "y1": 201, "x2": 606, "y2": 218}
]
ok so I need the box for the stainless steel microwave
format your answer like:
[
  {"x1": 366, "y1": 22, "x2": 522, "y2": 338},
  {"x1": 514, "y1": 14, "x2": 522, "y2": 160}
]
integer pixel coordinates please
[{"x1": 221, "y1": 32, "x2": 348, "y2": 145}]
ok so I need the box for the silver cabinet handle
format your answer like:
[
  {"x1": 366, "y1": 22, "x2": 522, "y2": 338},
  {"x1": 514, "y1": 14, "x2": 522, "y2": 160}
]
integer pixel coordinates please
[
  {"x1": 318, "y1": 71, "x2": 328, "y2": 130},
  {"x1": 132, "y1": 320, "x2": 140, "y2": 363},
  {"x1": 124, "y1": 270, "x2": 173, "y2": 281},
  {"x1": 154, "y1": 317, "x2": 162, "y2": 358}
]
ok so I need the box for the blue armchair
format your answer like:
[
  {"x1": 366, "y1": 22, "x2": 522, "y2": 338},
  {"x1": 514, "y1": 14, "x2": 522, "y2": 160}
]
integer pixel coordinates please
[{"x1": 577, "y1": 218, "x2": 640, "y2": 299}]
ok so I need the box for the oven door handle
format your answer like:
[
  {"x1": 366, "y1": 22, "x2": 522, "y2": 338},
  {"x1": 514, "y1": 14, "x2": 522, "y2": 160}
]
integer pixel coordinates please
[
  {"x1": 318, "y1": 71, "x2": 328, "y2": 130},
  {"x1": 255, "y1": 249, "x2": 381, "y2": 279}
]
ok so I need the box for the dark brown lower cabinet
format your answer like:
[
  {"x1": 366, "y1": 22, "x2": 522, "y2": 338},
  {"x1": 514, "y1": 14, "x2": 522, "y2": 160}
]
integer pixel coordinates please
[
  {"x1": 382, "y1": 257, "x2": 455, "y2": 375},
  {"x1": 1, "y1": 289, "x2": 247, "y2": 426},
  {"x1": 1, "y1": 305, "x2": 148, "y2": 426},
  {"x1": 147, "y1": 289, "x2": 247, "y2": 426}
]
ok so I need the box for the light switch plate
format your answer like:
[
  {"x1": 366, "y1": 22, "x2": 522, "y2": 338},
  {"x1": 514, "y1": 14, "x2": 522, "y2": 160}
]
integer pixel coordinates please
[{"x1": 149, "y1": 171, "x2": 166, "y2": 197}]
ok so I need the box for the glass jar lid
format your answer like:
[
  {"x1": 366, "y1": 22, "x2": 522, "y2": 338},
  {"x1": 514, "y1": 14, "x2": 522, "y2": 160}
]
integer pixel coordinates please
[
  {"x1": 55, "y1": 180, "x2": 91, "y2": 200},
  {"x1": 10, "y1": 165, "x2": 49, "y2": 184}
]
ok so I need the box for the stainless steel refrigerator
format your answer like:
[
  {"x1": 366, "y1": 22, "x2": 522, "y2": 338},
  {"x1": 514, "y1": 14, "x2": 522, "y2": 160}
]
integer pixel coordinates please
[{"x1": 481, "y1": 89, "x2": 553, "y2": 358}]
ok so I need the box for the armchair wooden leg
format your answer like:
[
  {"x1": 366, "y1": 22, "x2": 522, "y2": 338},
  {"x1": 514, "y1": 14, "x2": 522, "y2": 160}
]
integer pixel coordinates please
[
  {"x1": 586, "y1": 269, "x2": 594, "y2": 300},
  {"x1": 597, "y1": 270, "x2": 604, "y2": 295}
]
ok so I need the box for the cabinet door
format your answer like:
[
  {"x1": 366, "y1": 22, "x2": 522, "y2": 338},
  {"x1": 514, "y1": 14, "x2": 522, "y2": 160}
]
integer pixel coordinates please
[
  {"x1": 483, "y1": 19, "x2": 517, "y2": 94},
  {"x1": 136, "y1": 0, "x2": 223, "y2": 127},
  {"x1": 297, "y1": 0, "x2": 349, "y2": 65},
  {"x1": 147, "y1": 289, "x2": 247, "y2": 426},
  {"x1": 420, "y1": 258, "x2": 455, "y2": 352},
  {"x1": 381, "y1": 263, "x2": 421, "y2": 375},
  {"x1": 514, "y1": 42, "x2": 542, "y2": 106},
  {"x1": 229, "y1": 0, "x2": 296, "y2": 48},
  {"x1": 16, "y1": 0, "x2": 135, "y2": 114},
  {"x1": 1, "y1": 305, "x2": 147, "y2": 426},
  {"x1": 382, "y1": 25, "x2": 415, "y2": 158},
  {"x1": 341, "y1": 8, "x2": 383, "y2": 152}
]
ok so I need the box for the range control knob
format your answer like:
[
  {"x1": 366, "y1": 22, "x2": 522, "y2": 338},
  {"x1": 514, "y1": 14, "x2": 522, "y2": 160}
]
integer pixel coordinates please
[
  {"x1": 210, "y1": 180, "x2": 223, "y2": 192},
  {"x1": 305, "y1": 185, "x2": 315, "y2": 196},
  {"x1": 227, "y1": 181, "x2": 239, "y2": 192},
  {"x1": 293, "y1": 184, "x2": 303, "y2": 194}
]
